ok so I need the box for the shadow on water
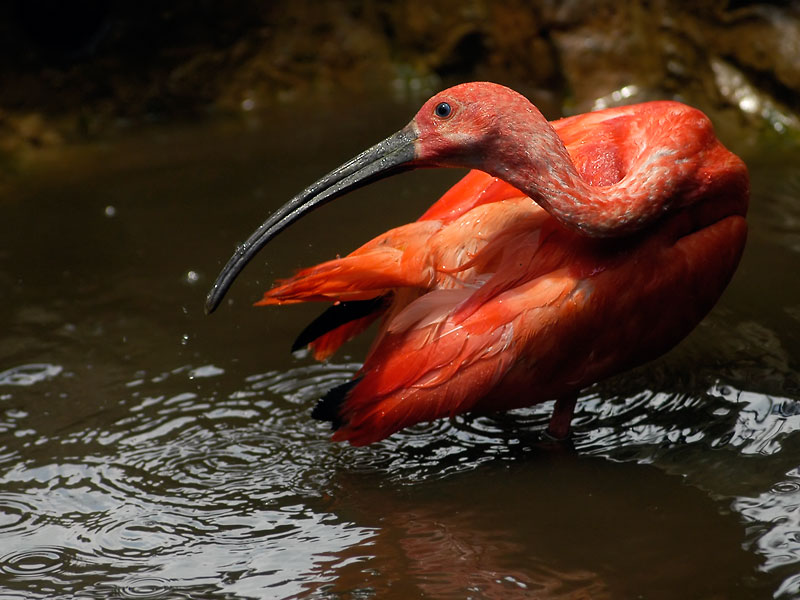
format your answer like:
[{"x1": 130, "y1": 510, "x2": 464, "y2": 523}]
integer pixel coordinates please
[{"x1": 0, "y1": 98, "x2": 798, "y2": 598}]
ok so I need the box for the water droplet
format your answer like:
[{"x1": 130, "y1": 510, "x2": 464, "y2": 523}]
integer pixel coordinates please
[
  {"x1": 181, "y1": 334, "x2": 190, "y2": 346},
  {"x1": 104, "y1": 205, "x2": 116, "y2": 217},
  {"x1": 185, "y1": 270, "x2": 199, "y2": 284}
]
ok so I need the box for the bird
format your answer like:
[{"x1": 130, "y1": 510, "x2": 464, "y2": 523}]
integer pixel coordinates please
[{"x1": 206, "y1": 82, "x2": 749, "y2": 446}]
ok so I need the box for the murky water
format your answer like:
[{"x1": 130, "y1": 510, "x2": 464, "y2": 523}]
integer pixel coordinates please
[{"x1": 1, "y1": 98, "x2": 799, "y2": 599}]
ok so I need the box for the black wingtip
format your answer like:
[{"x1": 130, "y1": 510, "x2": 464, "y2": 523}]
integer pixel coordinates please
[
  {"x1": 312, "y1": 378, "x2": 362, "y2": 430},
  {"x1": 292, "y1": 297, "x2": 387, "y2": 353}
]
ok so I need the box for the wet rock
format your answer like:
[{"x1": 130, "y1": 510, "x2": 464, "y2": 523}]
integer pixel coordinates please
[{"x1": 713, "y1": 4, "x2": 800, "y2": 99}]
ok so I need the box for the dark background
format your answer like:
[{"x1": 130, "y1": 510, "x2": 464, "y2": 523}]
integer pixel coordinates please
[{"x1": 1, "y1": 0, "x2": 798, "y2": 159}]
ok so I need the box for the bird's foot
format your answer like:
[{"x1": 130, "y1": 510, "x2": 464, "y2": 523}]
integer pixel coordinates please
[
  {"x1": 542, "y1": 395, "x2": 577, "y2": 442},
  {"x1": 541, "y1": 426, "x2": 572, "y2": 443}
]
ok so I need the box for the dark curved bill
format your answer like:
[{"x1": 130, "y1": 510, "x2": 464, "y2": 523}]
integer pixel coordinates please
[{"x1": 205, "y1": 123, "x2": 418, "y2": 314}]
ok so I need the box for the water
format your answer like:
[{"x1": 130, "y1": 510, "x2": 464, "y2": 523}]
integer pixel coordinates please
[{"x1": 0, "y1": 100, "x2": 799, "y2": 599}]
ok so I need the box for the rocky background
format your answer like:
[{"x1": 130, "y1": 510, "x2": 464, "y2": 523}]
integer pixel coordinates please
[{"x1": 1, "y1": 0, "x2": 798, "y2": 163}]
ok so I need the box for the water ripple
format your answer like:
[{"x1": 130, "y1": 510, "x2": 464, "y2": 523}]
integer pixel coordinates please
[
  {"x1": 0, "y1": 363, "x2": 62, "y2": 386},
  {"x1": 0, "y1": 494, "x2": 37, "y2": 536},
  {"x1": 116, "y1": 577, "x2": 173, "y2": 598},
  {"x1": 708, "y1": 384, "x2": 800, "y2": 455},
  {"x1": 736, "y1": 474, "x2": 800, "y2": 572},
  {"x1": 2, "y1": 354, "x2": 797, "y2": 597},
  {"x1": 0, "y1": 546, "x2": 67, "y2": 577},
  {"x1": 0, "y1": 360, "x2": 378, "y2": 592}
]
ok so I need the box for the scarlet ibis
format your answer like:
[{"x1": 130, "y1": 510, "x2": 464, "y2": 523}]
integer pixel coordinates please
[{"x1": 206, "y1": 82, "x2": 748, "y2": 446}]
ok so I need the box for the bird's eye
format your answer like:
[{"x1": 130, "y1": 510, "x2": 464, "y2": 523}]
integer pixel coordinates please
[{"x1": 434, "y1": 102, "x2": 452, "y2": 119}]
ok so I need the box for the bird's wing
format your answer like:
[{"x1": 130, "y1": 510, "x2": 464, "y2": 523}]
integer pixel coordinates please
[
  {"x1": 260, "y1": 188, "x2": 551, "y2": 358},
  {"x1": 256, "y1": 219, "x2": 444, "y2": 305},
  {"x1": 316, "y1": 269, "x2": 579, "y2": 445}
]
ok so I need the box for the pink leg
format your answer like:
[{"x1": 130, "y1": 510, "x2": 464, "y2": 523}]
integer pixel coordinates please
[{"x1": 545, "y1": 394, "x2": 577, "y2": 440}]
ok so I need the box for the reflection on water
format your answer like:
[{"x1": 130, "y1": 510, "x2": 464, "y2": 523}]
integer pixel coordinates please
[
  {"x1": 0, "y1": 363, "x2": 62, "y2": 386},
  {"x1": 0, "y1": 104, "x2": 798, "y2": 598}
]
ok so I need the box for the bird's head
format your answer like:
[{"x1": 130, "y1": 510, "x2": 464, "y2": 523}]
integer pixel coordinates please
[{"x1": 411, "y1": 82, "x2": 544, "y2": 171}]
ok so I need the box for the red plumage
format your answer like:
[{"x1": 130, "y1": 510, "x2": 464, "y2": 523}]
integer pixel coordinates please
[{"x1": 217, "y1": 84, "x2": 749, "y2": 445}]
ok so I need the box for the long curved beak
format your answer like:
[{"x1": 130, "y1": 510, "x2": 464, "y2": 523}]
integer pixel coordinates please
[{"x1": 205, "y1": 123, "x2": 418, "y2": 314}]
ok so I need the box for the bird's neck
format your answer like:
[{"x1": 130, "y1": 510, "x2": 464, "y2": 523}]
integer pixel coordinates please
[{"x1": 486, "y1": 117, "x2": 668, "y2": 238}]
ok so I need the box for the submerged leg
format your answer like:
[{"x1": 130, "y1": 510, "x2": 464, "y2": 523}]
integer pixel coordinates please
[{"x1": 545, "y1": 394, "x2": 578, "y2": 440}]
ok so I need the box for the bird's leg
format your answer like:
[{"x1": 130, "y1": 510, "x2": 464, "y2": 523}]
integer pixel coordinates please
[{"x1": 545, "y1": 394, "x2": 578, "y2": 440}]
